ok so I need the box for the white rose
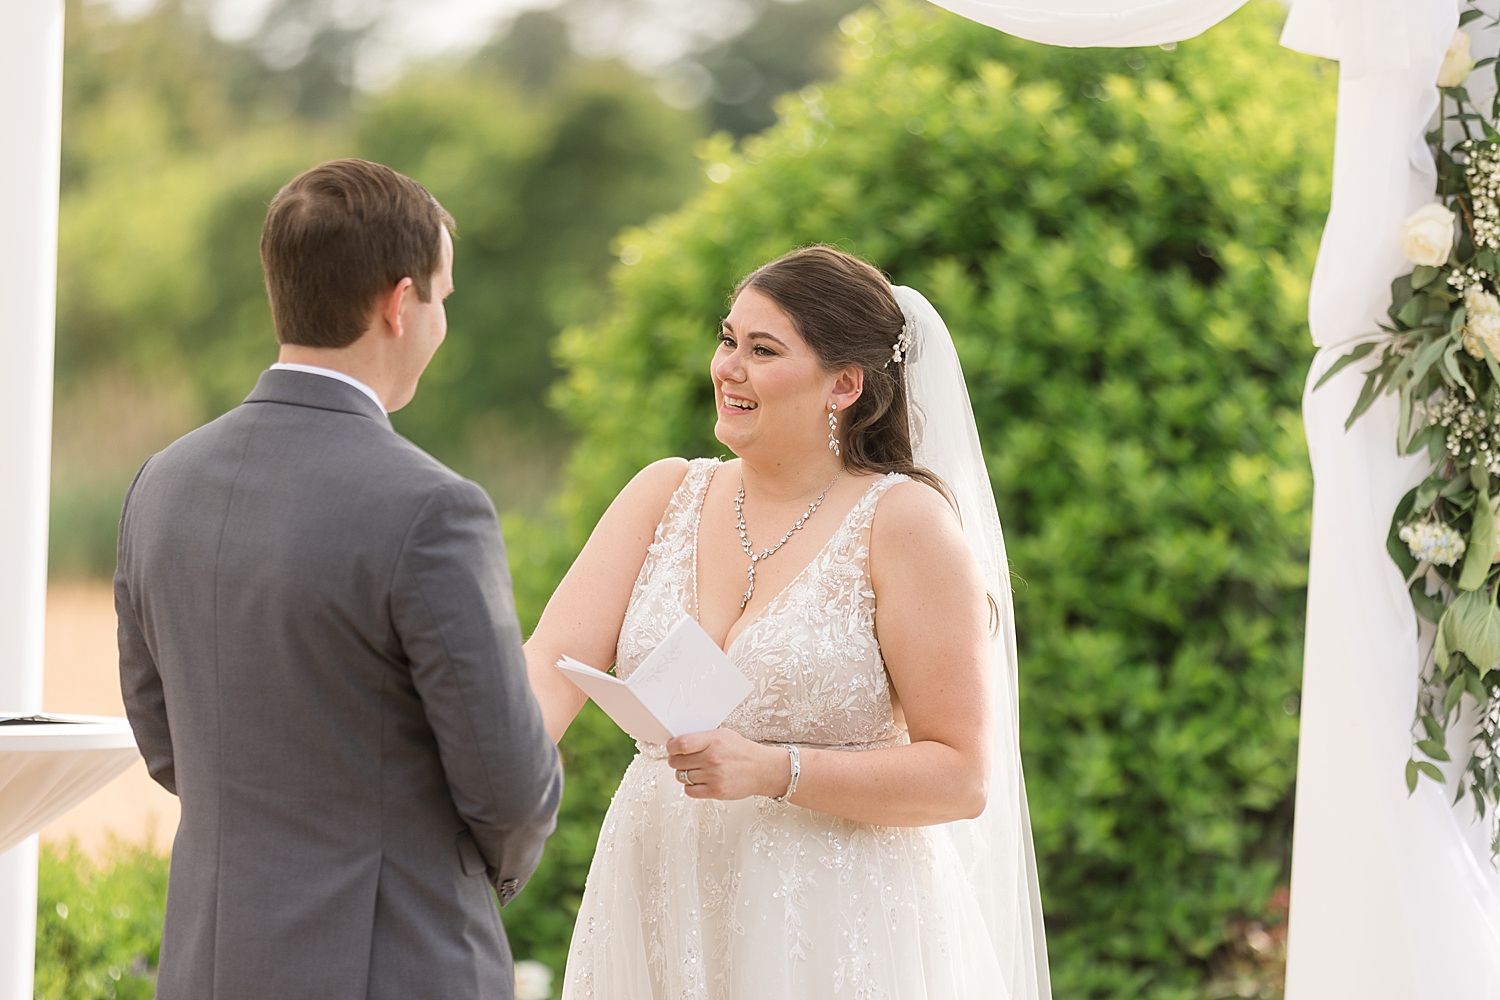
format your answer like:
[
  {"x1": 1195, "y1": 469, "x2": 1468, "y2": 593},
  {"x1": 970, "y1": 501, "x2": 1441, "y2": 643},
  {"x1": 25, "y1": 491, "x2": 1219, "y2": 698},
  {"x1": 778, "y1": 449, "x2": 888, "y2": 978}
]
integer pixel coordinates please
[
  {"x1": 1401, "y1": 203, "x2": 1456, "y2": 266},
  {"x1": 514, "y1": 960, "x2": 554, "y2": 1000},
  {"x1": 1465, "y1": 285, "x2": 1500, "y2": 360},
  {"x1": 1438, "y1": 29, "x2": 1476, "y2": 88}
]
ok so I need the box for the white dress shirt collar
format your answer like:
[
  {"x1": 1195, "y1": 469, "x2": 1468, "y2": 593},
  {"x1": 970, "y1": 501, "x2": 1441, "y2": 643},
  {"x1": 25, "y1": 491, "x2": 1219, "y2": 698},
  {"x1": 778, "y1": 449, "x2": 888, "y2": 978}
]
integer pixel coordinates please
[{"x1": 269, "y1": 363, "x2": 387, "y2": 414}]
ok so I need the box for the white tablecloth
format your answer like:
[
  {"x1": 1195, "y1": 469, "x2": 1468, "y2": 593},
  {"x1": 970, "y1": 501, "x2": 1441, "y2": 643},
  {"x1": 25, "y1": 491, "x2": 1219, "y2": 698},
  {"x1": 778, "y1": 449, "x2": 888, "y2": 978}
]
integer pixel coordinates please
[{"x1": 0, "y1": 715, "x2": 140, "y2": 855}]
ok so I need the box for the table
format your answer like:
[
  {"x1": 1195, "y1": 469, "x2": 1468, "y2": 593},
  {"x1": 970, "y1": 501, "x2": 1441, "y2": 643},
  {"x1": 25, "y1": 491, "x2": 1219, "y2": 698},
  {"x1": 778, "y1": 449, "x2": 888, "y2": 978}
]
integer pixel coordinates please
[{"x1": 0, "y1": 714, "x2": 140, "y2": 855}]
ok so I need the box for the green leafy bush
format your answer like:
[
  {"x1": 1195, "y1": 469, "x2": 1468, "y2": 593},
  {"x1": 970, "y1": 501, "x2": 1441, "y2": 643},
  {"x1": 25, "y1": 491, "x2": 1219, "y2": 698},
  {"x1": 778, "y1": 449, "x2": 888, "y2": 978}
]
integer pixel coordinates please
[
  {"x1": 515, "y1": 3, "x2": 1332, "y2": 995},
  {"x1": 34, "y1": 844, "x2": 170, "y2": 1000}
]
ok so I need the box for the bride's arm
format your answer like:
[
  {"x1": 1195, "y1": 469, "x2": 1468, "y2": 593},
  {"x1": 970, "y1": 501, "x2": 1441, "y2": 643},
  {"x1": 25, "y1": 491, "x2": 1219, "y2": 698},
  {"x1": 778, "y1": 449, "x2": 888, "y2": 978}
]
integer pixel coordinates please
[
  {"x1": 666, "y1": 480, "x2": 993, "y2": 826},
  {"x1": 523, "y1": 458, "x2": 690, "y2": 742}
]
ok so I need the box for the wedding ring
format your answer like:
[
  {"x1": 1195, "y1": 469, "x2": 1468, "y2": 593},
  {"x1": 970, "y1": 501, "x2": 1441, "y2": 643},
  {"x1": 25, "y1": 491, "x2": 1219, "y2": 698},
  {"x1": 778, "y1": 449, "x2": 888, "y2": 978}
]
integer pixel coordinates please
[{"x1": 676, "y1": 769, "x2": 694, "y2": 786}]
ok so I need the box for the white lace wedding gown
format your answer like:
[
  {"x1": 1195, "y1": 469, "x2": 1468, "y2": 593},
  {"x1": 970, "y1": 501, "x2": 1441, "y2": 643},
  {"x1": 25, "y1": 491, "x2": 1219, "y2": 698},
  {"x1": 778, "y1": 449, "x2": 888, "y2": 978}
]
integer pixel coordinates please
[{"x1": 562, "y1": 458, "x2": 1008, "y2": 999}]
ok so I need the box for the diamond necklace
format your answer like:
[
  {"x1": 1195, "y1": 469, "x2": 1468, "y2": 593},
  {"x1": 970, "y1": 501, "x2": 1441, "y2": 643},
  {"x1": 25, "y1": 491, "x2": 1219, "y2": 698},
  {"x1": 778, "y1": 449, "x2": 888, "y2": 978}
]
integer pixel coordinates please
[{"x1": 733, "y1": 468, "x2": 843, "y2": 609}]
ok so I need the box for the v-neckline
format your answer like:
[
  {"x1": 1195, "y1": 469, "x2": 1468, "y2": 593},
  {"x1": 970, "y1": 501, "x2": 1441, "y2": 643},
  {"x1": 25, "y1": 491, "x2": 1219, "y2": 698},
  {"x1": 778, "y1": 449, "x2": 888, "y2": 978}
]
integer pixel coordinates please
[{"x1": 693, "y1": 465, "x2": 889, "y2": 655}]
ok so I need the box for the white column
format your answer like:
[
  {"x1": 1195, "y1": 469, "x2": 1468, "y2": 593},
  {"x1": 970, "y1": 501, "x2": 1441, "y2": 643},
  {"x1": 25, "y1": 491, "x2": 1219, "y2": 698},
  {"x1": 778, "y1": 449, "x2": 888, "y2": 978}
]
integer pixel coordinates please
[{"x1": 0, "y1": 1, "x2": 66, "y2": 999}]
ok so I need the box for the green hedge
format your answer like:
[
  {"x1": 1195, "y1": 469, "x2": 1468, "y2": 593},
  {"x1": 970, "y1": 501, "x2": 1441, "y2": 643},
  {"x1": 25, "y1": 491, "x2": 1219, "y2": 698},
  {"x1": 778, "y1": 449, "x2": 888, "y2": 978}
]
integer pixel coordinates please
[
  {"x1": 34, "y1": 844, "x2": 169, "y2": 1000},
  {"x1": 511, "y1": 3, "x2": 1331, "y2": 995}
]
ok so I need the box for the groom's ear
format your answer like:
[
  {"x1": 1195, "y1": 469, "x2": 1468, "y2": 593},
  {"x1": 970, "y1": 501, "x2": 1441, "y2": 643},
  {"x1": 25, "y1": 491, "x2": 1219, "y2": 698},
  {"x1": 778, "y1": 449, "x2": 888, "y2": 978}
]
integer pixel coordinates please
[{"x1": 378, "y1": 277, "x2": 416, "y2": 339}]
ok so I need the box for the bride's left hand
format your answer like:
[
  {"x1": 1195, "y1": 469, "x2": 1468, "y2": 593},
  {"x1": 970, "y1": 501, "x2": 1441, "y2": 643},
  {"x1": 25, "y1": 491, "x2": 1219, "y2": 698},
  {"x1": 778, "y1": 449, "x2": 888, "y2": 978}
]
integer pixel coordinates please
[{"x1": 666, "y1": 729, "x2": 790, "y2": 801}]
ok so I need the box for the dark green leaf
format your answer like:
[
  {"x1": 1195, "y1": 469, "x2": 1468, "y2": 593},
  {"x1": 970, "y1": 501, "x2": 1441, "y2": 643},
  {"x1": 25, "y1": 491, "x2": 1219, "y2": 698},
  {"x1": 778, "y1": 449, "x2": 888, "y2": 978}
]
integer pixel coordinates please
[
  {"x1": 1397, "y1": 293, "x2": 1431, "y2": 328},
  {"x1": 1412, "y1": 264, "x2": 1442, "y2": 289},
  {"x1": 1390, "y1": 509, "x2": 1420, "y2": 578},
  {"x1": 1447, "y1": 85, "x2": 1475, "y2": 102},
  {"x1": 1461, "y1": 9, "x2": 1484, "y2": 26},
  {"x1": 1410, "y1": 578, "x2": 1446, "y2": 623}
]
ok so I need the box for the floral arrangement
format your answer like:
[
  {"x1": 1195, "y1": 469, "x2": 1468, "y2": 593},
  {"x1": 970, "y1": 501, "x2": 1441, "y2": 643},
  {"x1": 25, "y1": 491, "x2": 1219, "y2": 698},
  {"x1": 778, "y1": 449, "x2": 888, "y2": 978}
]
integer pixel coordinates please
[{"x1": 1324, "y1": 8, "x2": 1500, "y2": 851}]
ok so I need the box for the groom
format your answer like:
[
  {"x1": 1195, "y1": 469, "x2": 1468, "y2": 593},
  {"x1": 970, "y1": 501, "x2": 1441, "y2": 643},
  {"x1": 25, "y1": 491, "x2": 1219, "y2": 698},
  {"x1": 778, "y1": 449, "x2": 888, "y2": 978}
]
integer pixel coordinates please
[{"x1": 116, "y1": 159, "x2": 563, "y2": 1000}]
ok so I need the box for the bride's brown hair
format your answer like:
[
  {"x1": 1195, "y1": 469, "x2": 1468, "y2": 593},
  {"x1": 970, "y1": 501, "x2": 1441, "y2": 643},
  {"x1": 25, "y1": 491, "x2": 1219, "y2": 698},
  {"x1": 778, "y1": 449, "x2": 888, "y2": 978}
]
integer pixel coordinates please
[{"x1": 734, "y1": 245, "x2": 950, "y2": 499}]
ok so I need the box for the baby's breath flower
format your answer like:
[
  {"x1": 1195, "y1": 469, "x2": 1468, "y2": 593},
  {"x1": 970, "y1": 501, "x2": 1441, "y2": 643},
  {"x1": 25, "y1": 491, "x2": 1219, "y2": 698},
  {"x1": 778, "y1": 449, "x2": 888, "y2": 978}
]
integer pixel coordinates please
[{"x1": 1431, "y1": 392, "x2": 1500, "y2": 476}]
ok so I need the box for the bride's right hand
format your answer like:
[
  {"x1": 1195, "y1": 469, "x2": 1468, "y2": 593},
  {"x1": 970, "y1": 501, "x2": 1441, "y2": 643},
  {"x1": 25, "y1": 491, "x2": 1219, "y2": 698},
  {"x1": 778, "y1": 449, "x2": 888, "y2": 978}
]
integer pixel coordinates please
[{"x1": 666, "y1": 729, "x2": 791, "y2": 802}]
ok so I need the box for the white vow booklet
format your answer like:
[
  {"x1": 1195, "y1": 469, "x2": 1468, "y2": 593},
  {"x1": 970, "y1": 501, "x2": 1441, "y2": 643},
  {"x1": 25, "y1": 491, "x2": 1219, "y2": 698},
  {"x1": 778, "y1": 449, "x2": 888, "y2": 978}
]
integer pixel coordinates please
[{"x1": 556, "y1": 616, "x2": 754, "y2": 745}]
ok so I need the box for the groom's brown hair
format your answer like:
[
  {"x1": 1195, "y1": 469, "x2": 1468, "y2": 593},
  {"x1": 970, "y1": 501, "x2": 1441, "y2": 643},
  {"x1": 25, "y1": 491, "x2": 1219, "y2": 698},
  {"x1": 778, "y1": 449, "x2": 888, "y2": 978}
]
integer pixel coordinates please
[{"x1": 261, "y1": 158, "x2": 455, "y2": 349}]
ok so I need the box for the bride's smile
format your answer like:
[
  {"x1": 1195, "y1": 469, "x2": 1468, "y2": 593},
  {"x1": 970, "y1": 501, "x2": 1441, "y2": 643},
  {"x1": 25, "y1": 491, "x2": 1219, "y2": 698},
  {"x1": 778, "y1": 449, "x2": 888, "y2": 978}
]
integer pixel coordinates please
[{"x1": 712, "y1": 286, "x2": 859, "y2": 466}]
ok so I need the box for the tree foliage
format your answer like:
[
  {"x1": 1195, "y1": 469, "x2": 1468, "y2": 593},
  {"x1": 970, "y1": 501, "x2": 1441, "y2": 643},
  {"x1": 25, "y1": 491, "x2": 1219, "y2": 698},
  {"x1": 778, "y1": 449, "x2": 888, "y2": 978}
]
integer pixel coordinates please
[
  {"x1": 50, "y1": 1, "x2": 703, "y2": 574},
  {"x1": 515, "y1": 3, "x2": 1333, "y2": 994}
]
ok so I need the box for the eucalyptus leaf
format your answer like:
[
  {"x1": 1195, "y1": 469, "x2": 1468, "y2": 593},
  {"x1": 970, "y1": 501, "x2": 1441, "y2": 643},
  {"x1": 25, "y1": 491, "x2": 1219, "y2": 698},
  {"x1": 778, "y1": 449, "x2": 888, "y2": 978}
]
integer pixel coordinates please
[
  {"x1": 1314, "y1": 341, "x2": 1376, "y2": 390},
  {"x1": 1412, "y1": 264, "x2": 1442, "y2": 289},
  {"x1": 1409, "y1": 335, "x2": 1452, "y2": 388},
  {"x1": 1422, "y1": 714, "x2": 1446, "y2": 742},
  {"x1": 1444, "y1": 339, "x2": 1477, "y2": 399},
  {"x1": 1346, "y1": 371, "x2": 1382, "y2": 429},
  {"x1": 1418, "y1": 738, "x2": 1453, "y2": 762},
  {"x1": 1445, "y1": 675, "x2": 1467, "y2": 715},
  {"x1": 1398, "y1": 384, "x2": 1413, "y2": 448},
  {"x1": 1436, "y1": 604, "x2": 1453, "y2": 670},
  {"x1": 1479, "y1": 337, "x2": 1500, "y2": 394}
]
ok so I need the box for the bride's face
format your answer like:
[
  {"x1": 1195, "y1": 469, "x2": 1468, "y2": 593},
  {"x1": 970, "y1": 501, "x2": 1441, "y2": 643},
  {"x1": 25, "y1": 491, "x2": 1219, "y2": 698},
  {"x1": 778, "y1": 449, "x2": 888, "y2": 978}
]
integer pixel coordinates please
[{"x1": 712, "y1": 287, "x2": 839, "y2": 462}]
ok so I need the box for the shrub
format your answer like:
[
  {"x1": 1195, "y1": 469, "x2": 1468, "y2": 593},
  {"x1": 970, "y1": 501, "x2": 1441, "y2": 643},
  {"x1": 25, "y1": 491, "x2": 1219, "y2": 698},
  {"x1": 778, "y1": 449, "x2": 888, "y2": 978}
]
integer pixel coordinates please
[
  {"x1": 34, "y1": 843, "x2": 169, "y2": 1000},
  {"x1": 514, "y1": 2, "x2": 1332, "y2": 995}
]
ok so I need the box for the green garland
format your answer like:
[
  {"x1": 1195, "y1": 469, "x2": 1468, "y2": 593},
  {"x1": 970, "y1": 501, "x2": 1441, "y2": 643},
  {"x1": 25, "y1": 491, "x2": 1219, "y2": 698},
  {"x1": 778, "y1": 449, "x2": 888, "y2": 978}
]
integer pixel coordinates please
[{"x1": 1324, "y1": 4, "x2": 1500, "y2": 851}]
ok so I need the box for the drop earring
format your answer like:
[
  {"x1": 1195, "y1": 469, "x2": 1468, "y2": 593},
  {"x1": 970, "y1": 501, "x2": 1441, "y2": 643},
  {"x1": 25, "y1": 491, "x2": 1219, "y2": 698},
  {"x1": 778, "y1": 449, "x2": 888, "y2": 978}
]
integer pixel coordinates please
[{"x1": 828, "y1": 404, "x2": 840, "y2": 457}]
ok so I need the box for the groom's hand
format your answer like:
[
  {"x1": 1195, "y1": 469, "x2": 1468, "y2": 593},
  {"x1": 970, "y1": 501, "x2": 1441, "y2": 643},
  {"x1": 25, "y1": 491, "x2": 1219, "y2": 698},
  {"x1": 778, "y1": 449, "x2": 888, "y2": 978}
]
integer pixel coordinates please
[{"x1": 666, "y1": 729, "x2": 792, "y2": 801}]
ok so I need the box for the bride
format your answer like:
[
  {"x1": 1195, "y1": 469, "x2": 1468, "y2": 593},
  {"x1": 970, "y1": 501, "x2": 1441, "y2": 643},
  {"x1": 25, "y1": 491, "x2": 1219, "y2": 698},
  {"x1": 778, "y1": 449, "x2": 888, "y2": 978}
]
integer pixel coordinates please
[{"x1": 523, "y1": 245, "x2": 1050, "y2": 999}]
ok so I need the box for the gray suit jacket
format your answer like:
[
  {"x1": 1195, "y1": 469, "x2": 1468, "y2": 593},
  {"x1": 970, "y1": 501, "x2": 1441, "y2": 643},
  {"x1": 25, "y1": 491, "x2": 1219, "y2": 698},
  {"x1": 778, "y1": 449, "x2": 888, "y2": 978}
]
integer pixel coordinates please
[{"x1": 116, "y1": 369, "x2": 562, "y2": 1000}]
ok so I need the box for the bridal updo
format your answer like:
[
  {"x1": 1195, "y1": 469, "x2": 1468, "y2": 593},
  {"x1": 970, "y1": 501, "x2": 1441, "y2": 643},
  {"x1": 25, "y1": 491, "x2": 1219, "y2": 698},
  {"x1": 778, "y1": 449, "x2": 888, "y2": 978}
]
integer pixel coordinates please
[{"x1": 734, "y1": 245, "x2": 949, "y2": 499}]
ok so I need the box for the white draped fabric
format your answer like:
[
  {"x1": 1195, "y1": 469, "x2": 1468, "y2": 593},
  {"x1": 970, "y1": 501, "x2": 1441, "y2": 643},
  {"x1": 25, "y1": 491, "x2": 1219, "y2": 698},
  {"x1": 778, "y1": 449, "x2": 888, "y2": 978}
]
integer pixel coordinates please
[
  {"x1": 917, "y1": 0, "x2": 1500, "y2": 990},
  {"x1": 1284, "y1": 0, "x2": 1500, "y2": 994},
  {"x1": 924, "y1": 0, "x2": 1248, "y2": 47}
]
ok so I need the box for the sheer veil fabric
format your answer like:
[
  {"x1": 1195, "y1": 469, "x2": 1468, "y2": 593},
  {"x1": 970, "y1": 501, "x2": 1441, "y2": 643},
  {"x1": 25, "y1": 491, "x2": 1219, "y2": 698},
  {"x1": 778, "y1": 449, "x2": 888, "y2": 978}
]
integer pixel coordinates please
[{"x1": 891, "y1": 286, "x2": 1051, "y2": 1000}]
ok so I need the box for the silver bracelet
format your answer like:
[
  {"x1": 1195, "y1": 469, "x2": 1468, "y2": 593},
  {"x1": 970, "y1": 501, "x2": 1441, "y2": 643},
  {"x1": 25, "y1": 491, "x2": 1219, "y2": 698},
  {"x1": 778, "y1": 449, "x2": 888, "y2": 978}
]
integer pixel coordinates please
[{"x1": 773, "y1": 745, "x2": 801, "y2": 803}]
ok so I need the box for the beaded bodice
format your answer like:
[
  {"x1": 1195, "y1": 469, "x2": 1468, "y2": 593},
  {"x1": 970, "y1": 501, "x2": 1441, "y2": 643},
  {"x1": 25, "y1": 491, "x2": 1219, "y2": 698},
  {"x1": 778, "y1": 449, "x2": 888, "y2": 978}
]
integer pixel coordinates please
[{"x1": 615, "y1": 458, "x2": 907, "y2": 749}]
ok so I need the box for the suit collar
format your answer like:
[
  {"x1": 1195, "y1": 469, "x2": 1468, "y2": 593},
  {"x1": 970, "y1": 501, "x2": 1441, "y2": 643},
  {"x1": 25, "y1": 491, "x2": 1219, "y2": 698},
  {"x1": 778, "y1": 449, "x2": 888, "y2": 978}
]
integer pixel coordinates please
[{"x1": 244, "y1": 369, "x2": 393, "y2": 429}]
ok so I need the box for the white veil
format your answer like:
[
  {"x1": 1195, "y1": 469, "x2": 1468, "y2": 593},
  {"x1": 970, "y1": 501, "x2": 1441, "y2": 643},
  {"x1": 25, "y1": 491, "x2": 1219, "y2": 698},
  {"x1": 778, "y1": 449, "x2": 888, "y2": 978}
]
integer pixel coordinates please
[{"x1": 892, "y1": 285, "x2": 1052, "y2": 1000}]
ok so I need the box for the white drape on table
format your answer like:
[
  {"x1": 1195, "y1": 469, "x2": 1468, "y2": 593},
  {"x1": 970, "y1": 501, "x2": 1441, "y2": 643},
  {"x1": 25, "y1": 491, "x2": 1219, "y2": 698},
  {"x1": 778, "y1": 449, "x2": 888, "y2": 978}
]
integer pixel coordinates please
[{"x1": 918, "y1": 0, "x2": 1500, "y2": 988}]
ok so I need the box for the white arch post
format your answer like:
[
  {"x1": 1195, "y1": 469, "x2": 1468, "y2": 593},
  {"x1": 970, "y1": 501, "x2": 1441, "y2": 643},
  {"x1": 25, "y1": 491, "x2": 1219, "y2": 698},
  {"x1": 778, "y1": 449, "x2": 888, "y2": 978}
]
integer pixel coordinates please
[{"x1": 0, "y1": 1, "x2": 65, "y2": 998}]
